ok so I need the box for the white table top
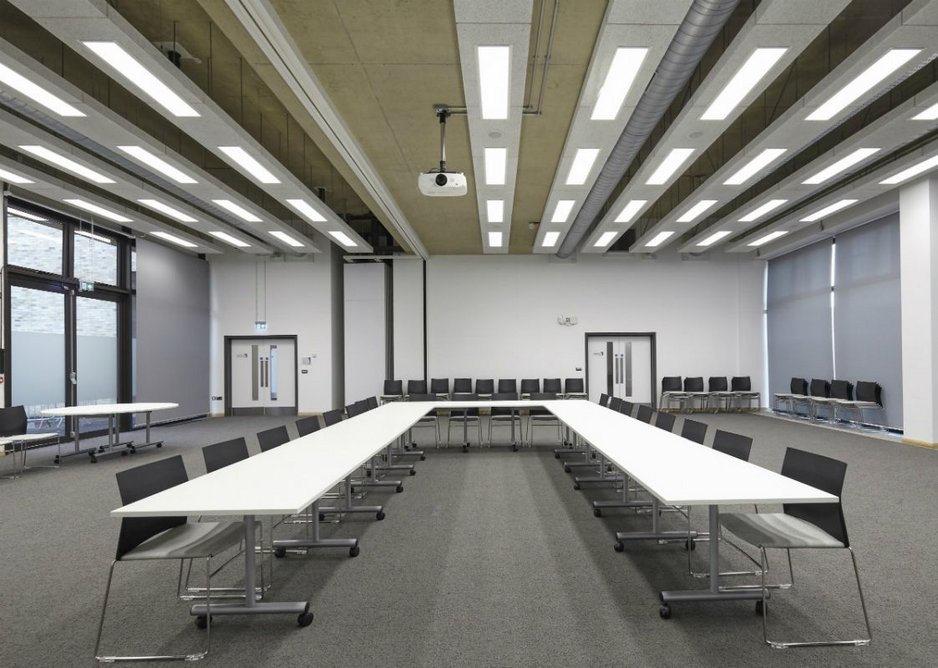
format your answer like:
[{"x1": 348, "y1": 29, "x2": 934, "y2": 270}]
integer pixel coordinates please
[
  {"x1": 0, "y1": 432, "x2": 58, "y2": 445},
  {"x1": 41, "y1": 402, "x2": 178, "y2": 417}
]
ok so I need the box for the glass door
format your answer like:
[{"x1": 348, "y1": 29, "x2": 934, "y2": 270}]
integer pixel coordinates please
[{"x1": 76, "y1": 296, "x2": 119, "y2": 432}]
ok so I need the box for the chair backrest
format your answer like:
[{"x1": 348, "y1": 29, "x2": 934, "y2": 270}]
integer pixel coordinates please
[
  {"x1": 450, "y1": 392, "x2": 479, "y2": 416},
  {"x1": 791, "y1": 377, "x2": 808, "y2": 394},
  {"x1": 598, "y1": 393, "x2": 610, "y2": 407},
  {"x1": 407, "y1": 379, "x2": 428, "y2": 395},
  {"x1": 365, "y1": 396, "x2": 379, "y2": 411},
  {"x1": 322, "y1": 408, "x2": 345, "y2": 426},
  {"x1": 430, "y1": 378, "x2": 450, "y2": 395},
  {"x1": 681, "y1": 418, "x2": 708, "y2": 444},
  {"x1": 780, "y1": 447, "x2": 849, "y2": 546},
  {"x1": 564, "y1": 378, "x2": 584, "y2": 394},
  {"x1": 661, "y1": 376, "x2": 682, "y2": 393},
  {"x1": 497, "y1": 379, "x2": 517, "y2": 393},
  {"x1": 203, "y1": 437, "x2": 249, "y2": 473},
  {"x1": 408, "y1": 393, "x2": 435, "y2": 401},
  {"x1": 635, "y1": 404, "x2": 653, "y2": 423},
  {"x1": 711, "y1": 430, "x2": 752, "y2": 461},
  {"x1": 855, "y1": 381, "x2": 882, "y2": 405},
  {"x1": 621, "y1": 400, "x2": 635, "y2": 417},
  {"x1": 115, "y1": 455, "x2": 188, "y2": 559},
  {"x1": 257, "y1": 425, "x2": 290, "y2": 452},
  {"x1": 520, "y1": 378, "x2": 540, "y2": 394},
  {"x1": 683, "y1": 376, "x2": 704, "y2": 392},
  {"x1": 731, "y1": 376, "x2": 752, "y2": 392},
  {"x1": 491, "y1": 392, "x2": 517, "y2": 415},
  {"x1": 383, "y1": 379, "x2": 403, "y2": 396},
  {"x1": 708, "y1": 376, "x2": 728, "y2": 392},
  {"x1": 809, "y1": 378, "x2": 831, "y2": 398},
  {"x1": 529, "y1": 392, "x2": 557, "y2": 401},
  {"x1": 346, "y1": 400, "x2": 368, "y2": 418},
  {"x1": 295, "y1": 415, "x2": 321, "y2": 437},
  {"x1": 543, "y1": 378, "x2": 562, "y2": 393},
  {"x1": 829, "y1": 380, "x2": 854, "y2": 401},
  {"x1": 0, "y1": 405, "x2": 28, "y2": 436},
  {"x1": 606, "y1": 395, "x2": 620, "y2": 411},
  {"x1": 654, "y1": 411, "x2": 676, "y2": 432},
  {"x1": 453, "y1": 377, "x2": 472, "y2": 393},
  {"x1": 475, "y1": 378, "x2": 495, "y2": 394}
]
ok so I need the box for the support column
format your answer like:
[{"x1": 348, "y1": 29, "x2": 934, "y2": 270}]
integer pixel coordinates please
[{"x1": 899, "y1": 177, "x2": 938, "y2": 446}]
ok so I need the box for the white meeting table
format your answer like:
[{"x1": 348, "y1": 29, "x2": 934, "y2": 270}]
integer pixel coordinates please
[{"x1": 0, "y1": 432, "x2": 58, "y2": 479}]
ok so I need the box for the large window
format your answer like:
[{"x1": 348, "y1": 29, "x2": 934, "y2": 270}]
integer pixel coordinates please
[{"x1": 6, "y1": 209, "x2": 63, "y2": 274}]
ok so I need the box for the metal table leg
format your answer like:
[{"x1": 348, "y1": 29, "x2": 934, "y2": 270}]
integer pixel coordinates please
[
  {"x1": 614, "y1": 498, "x2": 698, "y2": 551},
  {"x1": 130, "y1": 410, "x2": 165, "y2": 452},
  {"x1": 272, "y1": 500, "x2": 360, "y2": 557}
]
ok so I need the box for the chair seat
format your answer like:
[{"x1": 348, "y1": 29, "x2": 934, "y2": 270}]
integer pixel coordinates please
[
  {"x1": 720, "y1": 512, "x2": 844, "y2": 549},
  {"x1": 123, "y1": 521, "x2": 244, "y2": 561}
]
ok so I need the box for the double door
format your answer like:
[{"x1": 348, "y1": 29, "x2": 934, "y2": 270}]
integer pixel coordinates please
[
  {"x1": 586, "y1": 334, "x2": 654, "y2": 404},
  {"x1": 229, "y1": 338, "x2": 296, "y2": 416}
]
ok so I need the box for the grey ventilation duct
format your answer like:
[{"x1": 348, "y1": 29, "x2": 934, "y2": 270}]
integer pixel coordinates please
[{"x1": 556, "y1": 0, "x2": 740, "y2": 258}]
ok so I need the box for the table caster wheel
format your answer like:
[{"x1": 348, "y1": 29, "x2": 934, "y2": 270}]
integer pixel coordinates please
[
  {"x1": 462, "y1": 445, "x2": 468, "y2": 453},
  {"x1": 755, "y1": 600, "x2": 764, "y2": 615},
  {"x1": 319, "y1": 513, "x2": 325, "y2": 522},
  {"x1": 573, "y1": 483, "x2": 581, "y2": 490},
  {"x1": 121, "y1": 450, "x2": 128, "y2": 456},
  {"x1": 614, "y1": 541, "x2": 624, "y2": 553},
  {"x1": 195, "y1": 615, "x2": 211, "y2": 629},
  {"x1": 54, "y1": 457, "x2": 60, "y2": 464},
  {"x1": 659, "y1": 605, "x2": 671, "y2": 619},
  {"x1": 409, "y1": 469, "x2": 416, "y2": 476},
  {"x1": 376, "y1": 511, "x2": 386, "y2": 520},
  {"x1": 554, "y1": 452, "x2": 560, "y2": 459},
  {"x1": 420, "y1": 455, "x2": 426, "y2": 461},
  {"x1": 395, "y1": 485, "x2": 404, "y2": 493},
  {"x1": 684, "y1": 538, "x2": 695, "y2": 551},
  {"x1": 563, "y1": 466, "x2": 571, "y2": 473},
  {"x1": 156, "y1": 443, "x2": 162, "y2": 448},
  {"x1": 90, "y1": 456, "x2": 98, "y2": 464},
  {"x1": 297, "y1": 608, "x2": 314, "y2": 627},
  {"x1": 513, "y1": 444, "x2": 518, "y2": 452},
  {"x1": 593, "y1": 508, "x2": 602, "y2": 517},
  {"x1": 274, "y1": 547, "x2": 287, "y2": 559},
  {"x1": 349, "y1": 545, "x2": 360, "y2": 557},
  {"x1": 365, "y1": 470, "x2": 372, "y2": 478}
]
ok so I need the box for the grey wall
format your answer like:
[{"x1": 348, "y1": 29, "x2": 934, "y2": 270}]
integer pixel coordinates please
[{"x1": 136, "y1": 239, "x2": 209, "y2": 421}]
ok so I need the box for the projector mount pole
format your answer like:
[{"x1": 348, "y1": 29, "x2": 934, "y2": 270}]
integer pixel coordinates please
[{"x1": 437, "y1": 106, "x2": 450, "y2": 174}]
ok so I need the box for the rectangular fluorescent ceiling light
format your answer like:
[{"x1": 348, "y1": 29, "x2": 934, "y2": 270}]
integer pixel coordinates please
[
  {"x1": 82, "y1": 41, "x2": 200, "y2": 117},
  {"x1": 542, "y1": 231, "x2": 560, "y2": 248},
  {"x1": 286, "y1": 198, "x2": 326, "y2": 223},
  {"x1": 806, "y1": 49, "x2": 921, "y2": 121},
  {"x1": 329, "y1": 230, "x2": 357, "y2": 248},
  {"x1": 739, "y1": 199, "x2": 787, "y2": 222},
  {"x1": 645, "y1": 231, "x2": 674, "y2": 247},
  {"x1": 218, "y1": 146, "x2": 280, "y2": 184},
  {"x1": 151, "y1": 230, "x2": 197, "y2": 248},
  {"x1": 802, "y1": 148, "x2": 880, "y2": 184},
  {"x1": 615, "y1": 199, "x2": 646, "y2": 223},
  {"x1": 594, "y1": 231, "x2": 618, "y2": 247},
  {"x1": 800, "y1": 199, "x2": 858, "y2": 222},
  {"x1": 551, "y1": 199, "x2": 575, "y2": 223},
  {"x1": 566, "y1": 148, "x2": 600, "y2": 185},
  {"x1": 477, "y1": 46, "x2": 510, "y2": 120},
  {"x1": 75, "y1": 229, "x2": 112, "y2": 243},
  {"x1": 879, "y1": 154, "x2": 938, "y2": 185},
  {"x1": 117, "y1": 146, "x2": 197, "y2": 184},
  {"x1": 697, "y1": 230, "x2": 732, "y2": 247},
  {"x1": 646, "y1": 148, "x2": 694, "y2": 185},
  {"x1": 591, "y1": 47, "x2": 648, "y2": 120},
  {"x1": 747, "y1": 230, "x2": 788, "y2": 247},
  {"x1": 701, "y1": 48, "x2": 788, "y2": 121},
  {"x1": 0, "y1": 166, "x2": 33, "y2": 184},
  {"x1": 488, "y1": 231, "x2": 503, "y2": 247},
  {"x1": 19, "y1": 145, "x2": 114, "y2": 184},
  {"x1": 484, "y1": 147, "x2": 507, "y2": 185},
  {"x1": 208, "y1": 231, "x2": 251, "y2": 248},
  {"x1": 137, "y1": 198, "x2": 197, "y2": 223},
  {"x1": 7, "y1": 206, "x2": 46, "y2": 221},
  {"x1": 0, "y1": 62, "x2": 85, "y2": 117},
  {"x1": 486, "y1": 199, "x2": 504, "y2": 223},
  {"x1": 268, "y1": 230, "x2": 305, "y2": 248},
  {"x1": 676, "y1": 199, "x2": 718, "y2": 223},
  {"x1": 724, "y1": 148, "x2": 787, "y2": 185},
  {"x1": 63, "y1": 198, "x2": 131, "y2": 223},
  {"x1": 913, "y1": 101, "x2": 938, "y2": 120},
  {"x1": 213, "y1": 199, "x2": 262, "y2": 223}
]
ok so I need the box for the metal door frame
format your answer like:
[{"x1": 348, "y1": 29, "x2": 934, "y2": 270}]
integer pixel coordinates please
[
  {"x1": 584, "y1": 332, "x2": 657, "y2": 406},
  {"x1": 224, "y1": 335, "x2": 298, "y2": 416}
]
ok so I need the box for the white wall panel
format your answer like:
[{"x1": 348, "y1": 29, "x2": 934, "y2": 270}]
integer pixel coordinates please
[
  {"x1": 392, "y1": 259, "x2": 425, "y2": 382},
  {"x1": 344, "y1": 263, "x2": 387, "y2": 404}
]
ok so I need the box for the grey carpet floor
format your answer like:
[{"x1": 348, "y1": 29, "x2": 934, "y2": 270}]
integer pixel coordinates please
[{"x1": 1, "y1": 411, "x2": 936, "y2": 667}]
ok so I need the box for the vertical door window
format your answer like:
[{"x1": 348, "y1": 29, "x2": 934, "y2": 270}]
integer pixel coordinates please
[
  {"x1": 76, "y1": 297, "x2": 118, "y2": 432},
  {"x1": 74, "y1": 228, "x2": 118, "y2": 285}
]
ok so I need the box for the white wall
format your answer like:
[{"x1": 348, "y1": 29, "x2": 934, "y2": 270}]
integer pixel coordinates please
[
  {"x1": 343, "y1": 263, "x2": 387, "y2": 404},
  {"x1": 392, "y1": 259, "x2": 425, "y2": 381},
  {"x1": 423, "y1": 254, "x2": 765, "y2": 400},
  {"x1": 209, "y1": 252, "x2": 337, "y2": 416}
]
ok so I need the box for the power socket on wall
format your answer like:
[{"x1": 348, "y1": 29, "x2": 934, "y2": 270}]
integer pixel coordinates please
[{"x1": 211, "y1": 396, "x2": 223, "y2": 401}]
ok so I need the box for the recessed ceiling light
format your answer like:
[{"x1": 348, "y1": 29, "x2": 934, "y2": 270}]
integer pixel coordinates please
[
  {"x1": 879, "y1": 154, "x2": 938, "y2": 185},
  {"x1": 268, "y1": 230, "x2": 305, "y2": 248},
  {"x1": 0, "y1": 62, "x2": 85, "y2": 117},
  {"x1": 486, "y1": 199, "x2": 504, "y2": 223},
  {"x1": 912, "y1": 101, "x2": 938, "y2": 121},
  {"x1": 75, "y1": 229, "x2": 113, "y2": 244},
  {"x1": 0, "y1": 166, "x2": 34, "y2": 184},
  {"x1": 137, "y1": 198, "x2": 197, "y2": 223},
  {"x1": 701, "y1": 48, "x2": 788, "y2": 121},
  {"x1": 488, "y1": 231, "x2": 503, "y2": 247},
  {"x1": 676, "y1": 199, "x2": 718, "y2": 223},
  {"x1": 802, "y1": 148, "x2": 880, "y2": 184},
  {"x1": 806, "y1": 49, "x2": 921, "y2": 121},
  {"x1": 723, "y1": 148, "x2": 787, "y2": 185},
  {"x1": 799, "y1": 199, "x2": 859, "y2": 222},
  {"x1": 477, "y1": 46, "x2": 510, "y2": 120},
  {"x1": 551, "y1": 199, "x2": 575, "y2": 223},
  {"x1": 82, "y1": 41, "x2": 200, "y2": 117},
  {"x1": 591, "y1": 47, "x2": 649, "y2": 121},
  {"x1": 63, "y1": 198, "x2": 131, "y2": 223},
  {"x1": 646, "y1": 148, "x2": 695, "y2": 185},
  {"x1": 213, "y1": 199, "x2": 262, "y2": 223},
  {"x1": 208, "y1": 231, "x2": 251, "y2": 248},
  {"x1": 218, "y1": 146, "x2": 280, "y2": 184},
  {"x1": 645, "y1": 231, "x2": 674, "y2": 247},
  {"x1": 566, "y1": 148, "x2": 600, "y2": 186},
  {"x1": 116, "y1": 146, "x2": 197, "y2": 184},
  {"x1": 286, "y1": 198, "x2": 327, "y2": 223},
  {"x1": 615, "y1": 199, "x2": 647, "y2": 223},
  {"x1": 151, "y1": 230, "x2": 198, "y2": 248},
  {"x1": 542, "y1": 231, "x2": 560, "y2": 248},
  {"x1": 19, "y1": 145, "x2": 114, "y2": 184},
  {"x1": 7, "y1": 207, "x2": 47, "y2": 221},
  {"x1": 747, "y1": 230, "x2": 788, "y2": 247},
  {"x1": 594, "y1": 231, "x2": 618, "y2": 248},
  {"x1": 329, "y1": 230, "x2": 357, "y2": 247},
  {"x1": 739, "y1": 199, "x2": 787, "y2": 222},
  {"x1": 484, "y1": 147, "x2": 507, "y2": 185},
  {"x1": 697, "y1": 230, "x2": 732, "y2": 247}
]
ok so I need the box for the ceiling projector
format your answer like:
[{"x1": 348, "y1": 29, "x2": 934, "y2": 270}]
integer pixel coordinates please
[{"x1": 418, "y1": 171, "x2": 467, "y2": 196}]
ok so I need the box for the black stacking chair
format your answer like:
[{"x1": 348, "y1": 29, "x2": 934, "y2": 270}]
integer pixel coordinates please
[
  {"x1": 381, "y1": 379, "x2": 404, "y2": 403},
  {"x1": 203, "y1": 437, "x2": 250, "y2": 473},
  {"x1": 543, "y1": 378, "x2": 562, "y2": 395},
  {"x1": 322, "y1": 408, "x2": 345, "y2": 427},
  {"x1": 520, "y1": 378, "x2": 540, "y2": 398},
  {"x1": 796, "y1": 379, "x2": 830, "y2": 420},
  {"x1": 345, "y1": 401, "x2": 369, "y2": 418},
  {"x1": 683, "y1": 376, "x2": 707, "y2": 411},
  {"x1": 257, "y1": 425, "x2": 289, "y2": 452},
  {"x1": 407, "y1": 380, "x2": 427, "y2": 396},
  {"x1": 620, "y1": 400, "x2": 635, "y2": 417},
  {"x1": 598, "y1": 393, "x2": 611, "y2": 407},
  {"x1": 453, "y1": 377, "x2": 473, "y2": 394},
  {"x1": 720, "y1": 448, "x2": 871, "y2": 648},
  {"x1": 707, "y1": 377, "x2": 733, "y2": 412},
  {"x1": 365, "y1": 396, "x2": 379, "y2": 411},
  {"x1": 526, "y1": 392, "x2": 561, "y2": 446},
  {"x1": 0, "y1": 404, "x2": 55, "y2": 474},
  {"x1": 774, "y1": 377, "x2": 808, "y2": 415},
  {"x1": 836, "y1": 381, "x2": 884, "y2": 427},
  {"x1": 447, "y1": 392, "x2": 482, "y2": 450},
  {"x1": 94, "y1": 455, "x2": 244, "y2": 662},
  {"x1": 475, "y1": 378, "x2": 495, "y2": 398},
  {"x1": 430, "y1": 377, "x2": 451, "y2": 399},
  {"x1": 407, "y1": 393, "x2": 440, "y2": 448},
  {"x1": 497, "y1": 379, "x2": 517, "y2": 394},
  {"x1": 295, "y1": 416, "x2": 321, "y2": 437},
  {"x1": 563, "y1": 378, "x2": 586, "y2": 399},
  {"x1": 635, "y1": 404, "x2": 654, "y2": 423},
  {"x1": 660, "y1": 376, "x2": 688, "y2": 411},
  {"x1": 731, "y1": 376, "x2": 760, "y2": 411},
  {"x1": 680, "y1": 418, "x2": 708, "y2": 445},
  {"x1": 813, "y1": 380, "x2": 852, "y2": 422},
  {"x1": 654, "y1": 411, "x2": 676, "y2": 432},
  {"x1": 606, "y1": 395, "x2": 621, "y2": 411},
  {"x1": 489, "y1": 392, "x2": 521, "y2": 448}
]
